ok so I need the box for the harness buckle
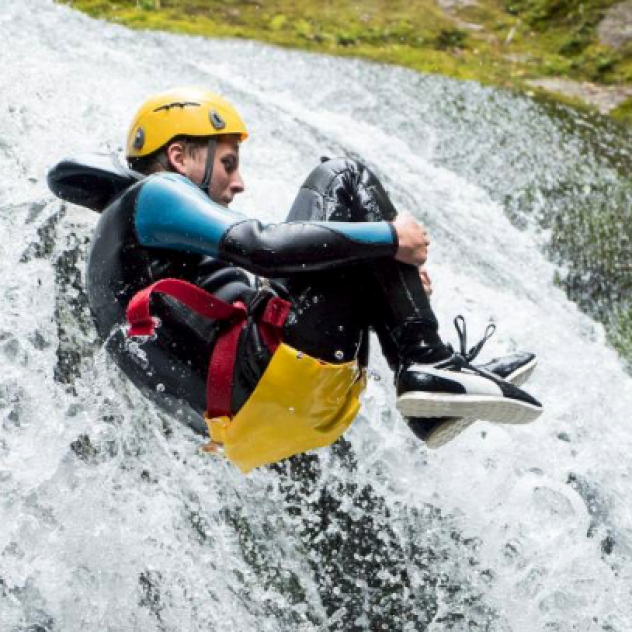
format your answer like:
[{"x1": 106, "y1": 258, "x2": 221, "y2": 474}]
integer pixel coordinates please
[{"x1": 247, "y1": 285, "x2": 277, "y2": 319}]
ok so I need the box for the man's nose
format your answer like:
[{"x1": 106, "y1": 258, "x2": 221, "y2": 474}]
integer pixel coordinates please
[{"x1": 231, "y1": 170, "x2": 245, "y2": 194}]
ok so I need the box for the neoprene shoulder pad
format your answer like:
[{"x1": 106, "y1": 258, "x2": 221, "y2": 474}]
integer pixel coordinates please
[{"x1": 47, "y1": 152, "x2": 143, "y2": 213}]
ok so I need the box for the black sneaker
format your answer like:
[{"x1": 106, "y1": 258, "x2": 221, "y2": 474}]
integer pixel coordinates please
[
  {"x1": 396, "y1": 355, "x2": 542, "y2": 423},
  {"x1": 407, "y1": 352, "x2": 537, "y2": 448},
  {"x1": 479, "y1": 352, "x2": 537, "y2": 387},
  {"x1": 397, "y1": 316, "x2": 542, "y2": 426}
]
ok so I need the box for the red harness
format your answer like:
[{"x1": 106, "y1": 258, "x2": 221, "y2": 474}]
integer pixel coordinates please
[{"x1": 125, "y1": 278, "x2": 291, "y2": 418}]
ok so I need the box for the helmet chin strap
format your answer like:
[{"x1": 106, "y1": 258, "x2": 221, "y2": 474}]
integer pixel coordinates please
[{"x1": 198, "y1": 137, "x2": 217, "y2": 197}]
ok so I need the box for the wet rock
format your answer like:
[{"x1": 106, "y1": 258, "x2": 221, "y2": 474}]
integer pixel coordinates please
[
  {"x1": 25, "y1": 200, "x2": 47, "y2": 224},
  {"x1": 19, "y1": 202, "x2": 66, "y2": 262},
  {"x1": 438, "y1": 0, "x2": 478, "y2": 8},
  {"x1": 70, "y1": 434, "x2": 99, "y2": 463},
  {"x1": 437, "y1": 0, "x2": 483, "y2": 33},
  {"x1": 567, "y1": 472, "x2": 617, "y2": 559},
  {"x1": 598, "y1": 1, "x2": 632, "y2": 50},
  {"x1": 138, "y1": 570, "x2": 164, "y2": 623},
  {"x1": 527, "y1": 77, "x2": 632, "y2": 114},
  {"x1": 53, "y1": 229, "x2": 98, "y2": 385}
]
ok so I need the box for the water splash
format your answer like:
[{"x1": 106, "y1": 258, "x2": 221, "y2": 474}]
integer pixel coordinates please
[{"x1": 1, "y1": 1, "x2": 631, "y2": 630}]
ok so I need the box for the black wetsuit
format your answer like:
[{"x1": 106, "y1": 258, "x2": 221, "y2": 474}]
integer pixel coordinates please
[{"x1": 49, "y1": 156, "x2": 438, "y2": 433}]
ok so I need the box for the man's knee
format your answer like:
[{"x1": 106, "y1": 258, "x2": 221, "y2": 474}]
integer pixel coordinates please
[
  {"x1": 302, "y1": 157, "x2": 366, "y2": 197},
  {"x1": 287, "y1": 157, "x2": 396, "y2": 223}
]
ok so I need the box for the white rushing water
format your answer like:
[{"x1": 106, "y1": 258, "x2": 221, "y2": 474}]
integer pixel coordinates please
[{"x1": 1, "y1": 1, "x2": 631, "y2": 630}]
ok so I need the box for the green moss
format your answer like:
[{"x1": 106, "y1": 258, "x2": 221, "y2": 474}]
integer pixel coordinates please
[
  {"x1": 498, "y1": 0, "x2": 628, "y2": 78},
  {"x1": 502, "y1": 0, "x2": 618, "y2": 29},
  {"x1": 59, "y1": 2, "x2": 499, "y2": 90},
  {"x1": 611, "y1": 97, "x2": 632, "y2": 123}
]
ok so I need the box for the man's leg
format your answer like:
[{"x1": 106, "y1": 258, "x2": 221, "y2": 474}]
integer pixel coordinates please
[
  {"x1": 280, "y1": 157, "x2": 446, "y2": 368},
  {"x1": 279, "y1": 157, "x2": 541, "y2": 427}
]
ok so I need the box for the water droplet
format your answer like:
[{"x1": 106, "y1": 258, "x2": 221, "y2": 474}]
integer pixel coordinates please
[
  {"x1": 156, "y1": 383, "x2": 165, "y2": 393},
  {"x1": 297, "y1": 352, "x2": 304, "y2": 359},
  {"x1": 288, "y1": 407, "x2": 295, "y2": 413},
  {"x1": 338, "y1": 325, "x2": 345, "y2": 332},
  {"x1": 334, "y1": 350, "x2": 344, "y2": 360}
]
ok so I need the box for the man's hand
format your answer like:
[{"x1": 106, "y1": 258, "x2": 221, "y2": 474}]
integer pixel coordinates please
[{"x1": 392, "y1": 212, "x2": 430, "y2": 266}]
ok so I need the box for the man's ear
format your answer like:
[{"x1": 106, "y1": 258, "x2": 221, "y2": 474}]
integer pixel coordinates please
[{"x1": 166, "y1": 142, "x2": 187, "y2": 175}]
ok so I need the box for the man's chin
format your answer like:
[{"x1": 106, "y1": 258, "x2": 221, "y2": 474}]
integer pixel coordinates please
[{"x1": 209, "y1": 194, "x2": 230, "y2": 207}]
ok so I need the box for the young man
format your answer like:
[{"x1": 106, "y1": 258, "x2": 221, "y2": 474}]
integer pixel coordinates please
[{"x1": 48, "y1": 87, "x2": 541, "y2": 471}]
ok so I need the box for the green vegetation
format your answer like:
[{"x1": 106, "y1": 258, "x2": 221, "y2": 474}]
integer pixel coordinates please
[
  {"x1": 58, "y1": 0, "x2": 632, "y2": 116},
  {"x1": 501, "y1": 0, "x2": 632, "y2": 83},
  {"x1": 611, "y1": 96, "x2": 632, "y2": 123}
]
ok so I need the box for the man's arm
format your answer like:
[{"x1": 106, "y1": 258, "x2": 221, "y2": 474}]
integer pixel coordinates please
[{"x1": 135, "y1": 173, "x2": 401, "y2": 277}]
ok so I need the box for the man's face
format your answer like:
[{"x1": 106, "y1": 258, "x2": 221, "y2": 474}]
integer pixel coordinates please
[{"x1": 178, "y1": 136, "x2": 245, "y2": 207}]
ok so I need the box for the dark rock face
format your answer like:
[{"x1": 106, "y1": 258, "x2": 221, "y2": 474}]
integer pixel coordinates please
[
  {"x1": 19, "y1": 200, "x2": 99, "y2": 387},
  {"x1": 52, "y1": 228, "x2": 96, "y2": 386}
]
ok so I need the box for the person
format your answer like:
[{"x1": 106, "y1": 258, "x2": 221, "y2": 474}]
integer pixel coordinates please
[{"x1": 48, "y1": 87, "x2": 542, "y2": 472}]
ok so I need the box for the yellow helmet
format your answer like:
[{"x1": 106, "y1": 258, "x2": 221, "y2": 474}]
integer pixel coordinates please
[{"x1": 126, "y1": 87, "x2": 248, "y2": 159}]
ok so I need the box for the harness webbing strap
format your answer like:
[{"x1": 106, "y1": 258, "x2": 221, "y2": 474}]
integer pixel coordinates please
[
  {"x1": 125, "y1": 278, "x2": 291, "y2": 419},
  {"x1": 207, "y1": 299, "x2": 246, "y2": 418},
  {"x1": 127, "y1": 278, "x2": 238, "y2": 336}
]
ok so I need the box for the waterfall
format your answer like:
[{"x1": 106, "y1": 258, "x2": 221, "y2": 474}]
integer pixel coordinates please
[{"x1": 1, "y1": 1, "x2": 630, "y2": 630}]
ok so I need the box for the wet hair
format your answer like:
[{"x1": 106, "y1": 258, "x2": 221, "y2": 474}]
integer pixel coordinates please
[{"x1": 128, "y1": 136, "x2": 209, "y2": 175}]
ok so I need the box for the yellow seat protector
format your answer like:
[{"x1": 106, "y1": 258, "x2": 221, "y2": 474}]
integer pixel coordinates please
[{"x1": 207, "y1": 343, "x2": 366, "y2": 473}]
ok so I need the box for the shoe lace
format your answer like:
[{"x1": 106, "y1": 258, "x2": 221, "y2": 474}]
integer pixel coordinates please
[{"x1": 453, "y1": 315, "x2": 496, "y2": 363}]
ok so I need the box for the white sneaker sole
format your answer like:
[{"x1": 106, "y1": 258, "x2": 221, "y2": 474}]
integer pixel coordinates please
[
  {"x1": 397, "y1": 393, "x2": 542, "y2": 425},
  {"x1": 419, "y1": 357, "x2": 538, "y2": 449}
]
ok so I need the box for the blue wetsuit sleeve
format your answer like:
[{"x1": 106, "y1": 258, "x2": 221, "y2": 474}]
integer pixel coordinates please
[
  {"x1": 135, "y1": 173, "x2": 246, "y2": 256},
  {"x1": 135, "y1": 173, "x2": 398, "y2": 276}
]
